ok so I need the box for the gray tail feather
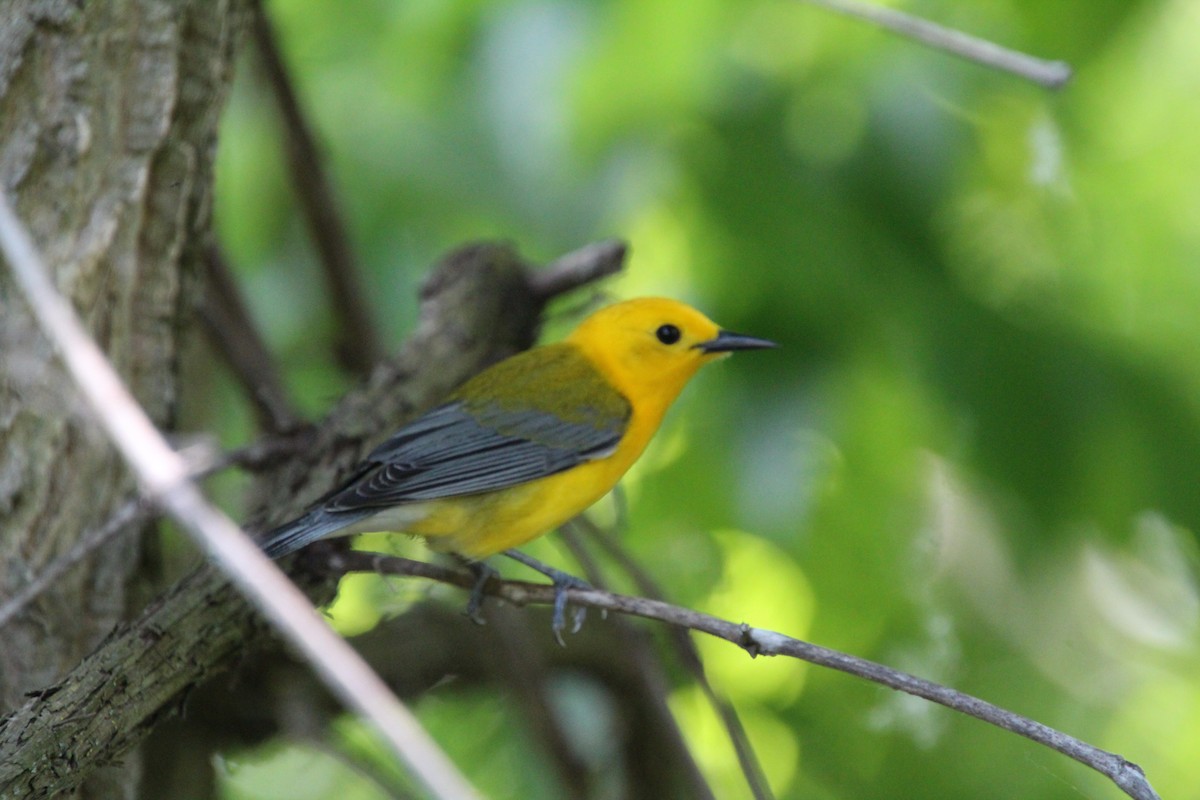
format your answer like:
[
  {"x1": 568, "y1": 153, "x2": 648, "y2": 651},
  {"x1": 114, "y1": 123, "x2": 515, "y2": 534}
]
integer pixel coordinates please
[{"x1": 259, "y1": 508, "x2": 360, "y2": 559}]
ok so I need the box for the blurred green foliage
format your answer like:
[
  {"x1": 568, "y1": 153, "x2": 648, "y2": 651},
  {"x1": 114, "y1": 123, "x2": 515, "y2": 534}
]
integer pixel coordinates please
[{"x1": 209, "y1": 0, "x2": 1200, "y2": 797}]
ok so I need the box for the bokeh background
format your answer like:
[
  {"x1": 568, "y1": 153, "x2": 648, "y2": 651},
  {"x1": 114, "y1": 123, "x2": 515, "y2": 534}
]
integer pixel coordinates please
[{"x1": 206, "y1": 0, "x2": 1200, "y2": 797}]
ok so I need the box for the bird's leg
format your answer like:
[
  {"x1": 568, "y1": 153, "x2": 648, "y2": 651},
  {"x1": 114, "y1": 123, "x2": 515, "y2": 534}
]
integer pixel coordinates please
[
  {"x1": 502, "y1": 549, "x2": 590, "y2": 645},
  {"x1": 462, "y1": 559, "x2": 498, "y2": 625}
]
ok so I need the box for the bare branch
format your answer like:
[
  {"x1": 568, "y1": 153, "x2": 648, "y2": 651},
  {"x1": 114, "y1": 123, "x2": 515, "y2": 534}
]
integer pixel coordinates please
[
  {"x1": 0, "y1": 433, "x2": 303, "y2": 633},
  {"x1": 327, "y1": 550, "x2": 1162, "y2": 800},
  {"x1": 527, "y1": 239, "x2": 628, "y2": 300},
  {"x1": 248, "y1": 0, "x2": 382, "y2": 375},
  {"x1": 0, "y1": 191, "x2": 479, "y2": 800},
  {"x1": 800, "y1": 0, "x2": 1072, "y2": 89},
  {"x1": 0, "y1": 497, "x2": 151, "y2": 631},
  {"x1": 197, "y1": 243, "x2": 300, "y2": 432}
]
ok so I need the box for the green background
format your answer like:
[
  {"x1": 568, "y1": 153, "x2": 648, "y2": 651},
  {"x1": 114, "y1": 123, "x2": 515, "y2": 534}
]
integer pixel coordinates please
[{"x1": 207, "y1": 0, "x2": 1200, "y2": 797}]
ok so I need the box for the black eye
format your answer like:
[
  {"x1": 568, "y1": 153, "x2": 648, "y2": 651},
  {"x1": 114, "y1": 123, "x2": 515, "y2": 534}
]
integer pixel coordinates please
[{"x1": 656, "y1": 324, "x2": 681, "y2": 345}]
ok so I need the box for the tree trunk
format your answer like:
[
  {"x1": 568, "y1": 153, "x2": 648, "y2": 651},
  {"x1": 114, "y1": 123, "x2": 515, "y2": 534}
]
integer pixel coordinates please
[{"x1": 0, "y1": 1, "x2": 247, "y2": 796}]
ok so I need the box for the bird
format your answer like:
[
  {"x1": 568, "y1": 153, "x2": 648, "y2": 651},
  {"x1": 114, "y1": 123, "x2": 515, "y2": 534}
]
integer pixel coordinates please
[{"x1": 259, "y1": 297, "x2": 775, "y2": 633}]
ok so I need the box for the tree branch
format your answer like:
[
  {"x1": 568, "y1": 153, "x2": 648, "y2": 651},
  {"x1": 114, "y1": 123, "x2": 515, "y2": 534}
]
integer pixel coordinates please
[
  {"x1": 325, "y1": 550, "x2": 1162, "y2": 800},
  {"x1": 0, "y1": 434, "x2": 299, "y2": 636},
  {"x1": 799, "y1": 0, "x2": 1072, "y2": 89},
  {"x1": 0, "y1": 497, "x2": 151, "y2": 631},
  {"x1": 197, "y1": 243, "x2": 300, "y2": 432},
  {"x1": 527, "y1": 239, "x2": 628, "y2": 301}
]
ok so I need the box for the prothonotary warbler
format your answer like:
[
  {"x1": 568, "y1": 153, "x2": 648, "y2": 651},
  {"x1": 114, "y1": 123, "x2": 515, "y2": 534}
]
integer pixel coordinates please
[{"x1": 260, "y1": 297, "x2": 774, "y2": 629}]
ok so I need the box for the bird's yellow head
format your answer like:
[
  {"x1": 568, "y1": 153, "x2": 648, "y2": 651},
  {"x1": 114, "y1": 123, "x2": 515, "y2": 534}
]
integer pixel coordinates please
[{"x1": 567, "y1": 297, "x2": 775, "y2": 418}]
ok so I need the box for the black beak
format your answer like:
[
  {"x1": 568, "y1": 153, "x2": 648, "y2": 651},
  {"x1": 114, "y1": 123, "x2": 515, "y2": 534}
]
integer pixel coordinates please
[{"x1": 696, "y1": 329, "x2": 778, "y2": 354}]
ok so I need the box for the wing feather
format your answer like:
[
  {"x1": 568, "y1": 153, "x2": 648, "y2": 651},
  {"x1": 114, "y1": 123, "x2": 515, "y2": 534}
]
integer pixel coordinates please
[{"x1": 325, "y1": 346, "x2": 630, "y2": 512}]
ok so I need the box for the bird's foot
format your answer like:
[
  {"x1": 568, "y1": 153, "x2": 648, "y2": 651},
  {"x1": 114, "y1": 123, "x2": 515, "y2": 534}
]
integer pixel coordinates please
[
  {"x1": 463, "y1": 560, "x2": 499, "y2": 625},
  {"x1": 503, "y1": 549, "x2": 590, "y2": 646}
]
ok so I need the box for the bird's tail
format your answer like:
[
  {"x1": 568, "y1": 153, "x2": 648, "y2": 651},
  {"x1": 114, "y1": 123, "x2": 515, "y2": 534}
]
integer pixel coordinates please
[{"x1": 258, "y1": 507, "x2": 363, "y2": 559}]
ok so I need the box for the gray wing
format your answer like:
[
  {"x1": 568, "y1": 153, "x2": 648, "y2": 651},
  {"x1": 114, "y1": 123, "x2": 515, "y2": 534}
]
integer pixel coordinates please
[{"x1": 323, "y1": 399, "x2": 628, "y2": 512}]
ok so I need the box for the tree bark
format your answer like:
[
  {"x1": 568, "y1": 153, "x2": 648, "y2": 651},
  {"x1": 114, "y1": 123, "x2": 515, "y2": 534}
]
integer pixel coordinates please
[{"x1": 0, "y1": 1, "x2": 246, "y2": 796}]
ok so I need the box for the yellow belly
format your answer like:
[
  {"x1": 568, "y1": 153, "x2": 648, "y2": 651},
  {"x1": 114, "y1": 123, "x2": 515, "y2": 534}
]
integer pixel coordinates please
[{"x1": 406, "y1": 455, "x2": 628, "y2": 559}]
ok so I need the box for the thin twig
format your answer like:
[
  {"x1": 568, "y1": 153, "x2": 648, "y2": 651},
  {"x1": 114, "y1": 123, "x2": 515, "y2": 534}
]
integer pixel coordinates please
[
  {"x1": 0, "y1": 191, "x2": 479, "y2": 800},
  {"x1": 219, "y1": 427, "x2": 315, "y2": 472},
  {"x1": 197, "y1": 243, "x2": 300, "y2": 432},
  {"x1": 328, "y1": 551, "x2": 1162, "y2": 800},
  {"x1": 569, "y1": 518, "x2": 773, "y2": 800},
  {"x1": 0, "y1": 431, "x2": 310, "y2": 631},
  {"x1": 0, "y1": 498, "x2": 152, "y2": 630},
  {"x1": 249, "y1": 0, "x2": 381, "y2": 375},
  {"x1": 800, "y1": 0, "x2": 1072, "y2": 89}
]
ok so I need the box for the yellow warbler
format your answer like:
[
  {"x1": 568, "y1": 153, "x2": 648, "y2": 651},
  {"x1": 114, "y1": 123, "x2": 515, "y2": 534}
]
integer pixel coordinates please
[{"x1": 260, "y1": 298, "x2": 774, "y2": 617}]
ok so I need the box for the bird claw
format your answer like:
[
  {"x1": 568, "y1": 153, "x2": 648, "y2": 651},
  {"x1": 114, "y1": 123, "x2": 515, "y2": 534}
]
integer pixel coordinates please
[
  {"x1": 464, "y1": 561, "x2": 498, "y2": 625},
  {"x1": 503, "y1": 549, "x2": 591, "y2": 646},
  {"x1": 550, "y1": 573, "x2": 591, "y2": 646}
]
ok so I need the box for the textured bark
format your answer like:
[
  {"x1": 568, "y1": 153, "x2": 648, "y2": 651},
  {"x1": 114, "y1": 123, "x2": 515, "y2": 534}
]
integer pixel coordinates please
[{"x1": 0, "y1": 1, "x2": 245, "y2": 796}]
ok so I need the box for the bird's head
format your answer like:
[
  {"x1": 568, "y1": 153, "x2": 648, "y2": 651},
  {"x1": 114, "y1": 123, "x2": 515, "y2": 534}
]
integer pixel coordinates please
[{"x1": 567, "y1": 297, "x2": 775, "y2": 412}]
